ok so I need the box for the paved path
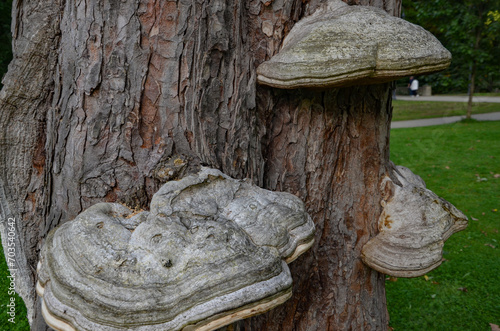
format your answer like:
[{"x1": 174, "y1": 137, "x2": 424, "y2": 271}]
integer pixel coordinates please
[
  {"x1": 391, "y1": 112, "x2": 500, "y2": 129},
  {"x1": 395, "y1": 95, "x2": 500, "y2": 103}
]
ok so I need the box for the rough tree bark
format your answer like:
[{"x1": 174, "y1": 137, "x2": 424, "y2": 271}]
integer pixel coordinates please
[
  {"x1": 0, "y1": 0, "x2": 400, "y2": 330},
  {"x1": 238, "y1": 85, "x2": 394, "y2": 331}
]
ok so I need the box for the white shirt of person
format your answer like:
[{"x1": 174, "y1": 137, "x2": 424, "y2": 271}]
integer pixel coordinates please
[{"x1": 410, "y1": 79, "x2": 419, "y2": 91}]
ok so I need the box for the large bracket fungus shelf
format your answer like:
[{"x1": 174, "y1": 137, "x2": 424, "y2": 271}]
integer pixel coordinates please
[
  {"x1": 37, "y1": 168, "x2": 315, "y2": 331},
  {"x1": 257, "y1": 0, "x2": 451, "y2": 89},
  {"x1": 361, "y1": 166, "x2": 468, "y2": 278}
]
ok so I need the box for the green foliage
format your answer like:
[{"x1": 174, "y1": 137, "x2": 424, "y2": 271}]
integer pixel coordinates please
[
  {"x1": 0, "y1": 0, "x2": 11, "y2": 84},
  {"x1": 387, "y1": 121, "x2": 500, "y2": 330},
  {"x1": 402, "y1": 0, "x2": 500, "y2": 94}
]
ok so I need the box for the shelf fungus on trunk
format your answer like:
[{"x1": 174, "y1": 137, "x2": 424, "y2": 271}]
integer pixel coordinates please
[
  {"x1": 256, "y1": 0, "x2": 451, "y2": 89},
  {"x1": 36, "y1": 168, "x2": 315, "y2": 331},
  {"x1": 361, "y1": 165, "x2": 468, "y2": 278},
  {"x1": 150, "y1": 167, "x2": 316, "y2": 263}
]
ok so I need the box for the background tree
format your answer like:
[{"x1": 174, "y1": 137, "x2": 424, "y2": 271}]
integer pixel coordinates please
[
  {"x1": 402, "y1": 0, "x2": 500, "y2": 113},
  {"x1": 0, "y1": 0, "x2": 12, "y2": 84},
  {"x1": 0, "y1": 0, "x2": 405, "y2": 330}
]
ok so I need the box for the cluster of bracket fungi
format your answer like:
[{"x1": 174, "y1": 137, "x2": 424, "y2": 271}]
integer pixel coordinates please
[
  {"x1": 37, "y1": 166, "x2": 467, "y2": 330},
  {"x1": 36, "y1": 1, "x2": 467, "y2": 330},
  {"x1": 37, "y1": 168, "x2": 315, "y2": 330}
]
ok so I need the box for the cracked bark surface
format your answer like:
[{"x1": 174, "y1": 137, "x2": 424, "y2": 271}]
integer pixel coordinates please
[{"x1": 0, "y1": 0, "x2": 400, "y2": 330}]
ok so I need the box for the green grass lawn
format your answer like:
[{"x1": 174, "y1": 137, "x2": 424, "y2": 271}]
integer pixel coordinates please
[
  {"x1": 0, "y1": 250, "x2": 29, "y2": 330},
  {"x1": 392, "y1": 100, "x2": 500, "y2": 121},
  {"x1": 388, "y1": 120, "x2": 500, "y2": 331}
]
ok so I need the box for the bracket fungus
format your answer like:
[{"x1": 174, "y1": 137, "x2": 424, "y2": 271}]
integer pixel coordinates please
[
  {"x1": 256, "y1": 0, "x2": 451, "y2": 89},
  {"x1": 36, "y1": 168, "x2": 315, "y2": 330},
  {"x1": 150, "y1": 167, "x2": 316, "y2": 263},
  {"x1": 361, "y1": 166, "x2": 468, "y2": 278}
]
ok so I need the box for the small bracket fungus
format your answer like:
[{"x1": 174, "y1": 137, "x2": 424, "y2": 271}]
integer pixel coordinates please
[
  {"x1": 257, "y1": 0, "x2": 452, "y2": 89},
  {"x1": 361, "y1": 166, "x2": 468, "y2": 278},
  {"x1": 37, "y1": 168, "x2": 315, "y2": 330}
]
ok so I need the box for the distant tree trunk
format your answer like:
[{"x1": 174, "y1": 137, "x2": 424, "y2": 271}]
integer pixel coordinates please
[
  {"x1": 0, "y1": 0, "x2": 400, "y2": 330},
  {"x1": 466, "y1": 61, "x2": 477, "y2": 119},
  {"x1": 466, "y1": 6, "x2": 484, "y2": 119}
]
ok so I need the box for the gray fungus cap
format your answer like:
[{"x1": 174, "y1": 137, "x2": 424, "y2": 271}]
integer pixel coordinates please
[
  {"x1": 361, "y1": 166, "x2": 467, "y2": 278},
  {"x1": 257, "y1": 0, "x2": 451, "y2": 89}
]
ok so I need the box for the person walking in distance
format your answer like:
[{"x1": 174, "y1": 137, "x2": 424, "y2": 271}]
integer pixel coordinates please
[
  {"x1": 410, "y1": 76, "x2": 419, "y2": 97},
  {"x1": 408, "y1": 76, "x2": 414, "y2": 95}
]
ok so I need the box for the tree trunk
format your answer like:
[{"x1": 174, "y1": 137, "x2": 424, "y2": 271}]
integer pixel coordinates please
[
  {"x1": 0, "y1": 0, "x2": 400, "y2": 330},
  {"x1": 238, "y1": 84, "x2": 393, "y2": 330},
  {"x1": 466, "y1": 61, "x2": 476, "y2": 119},
  {"x1": 466, "y1": 20, "x2": 484, "y2": 119}
]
